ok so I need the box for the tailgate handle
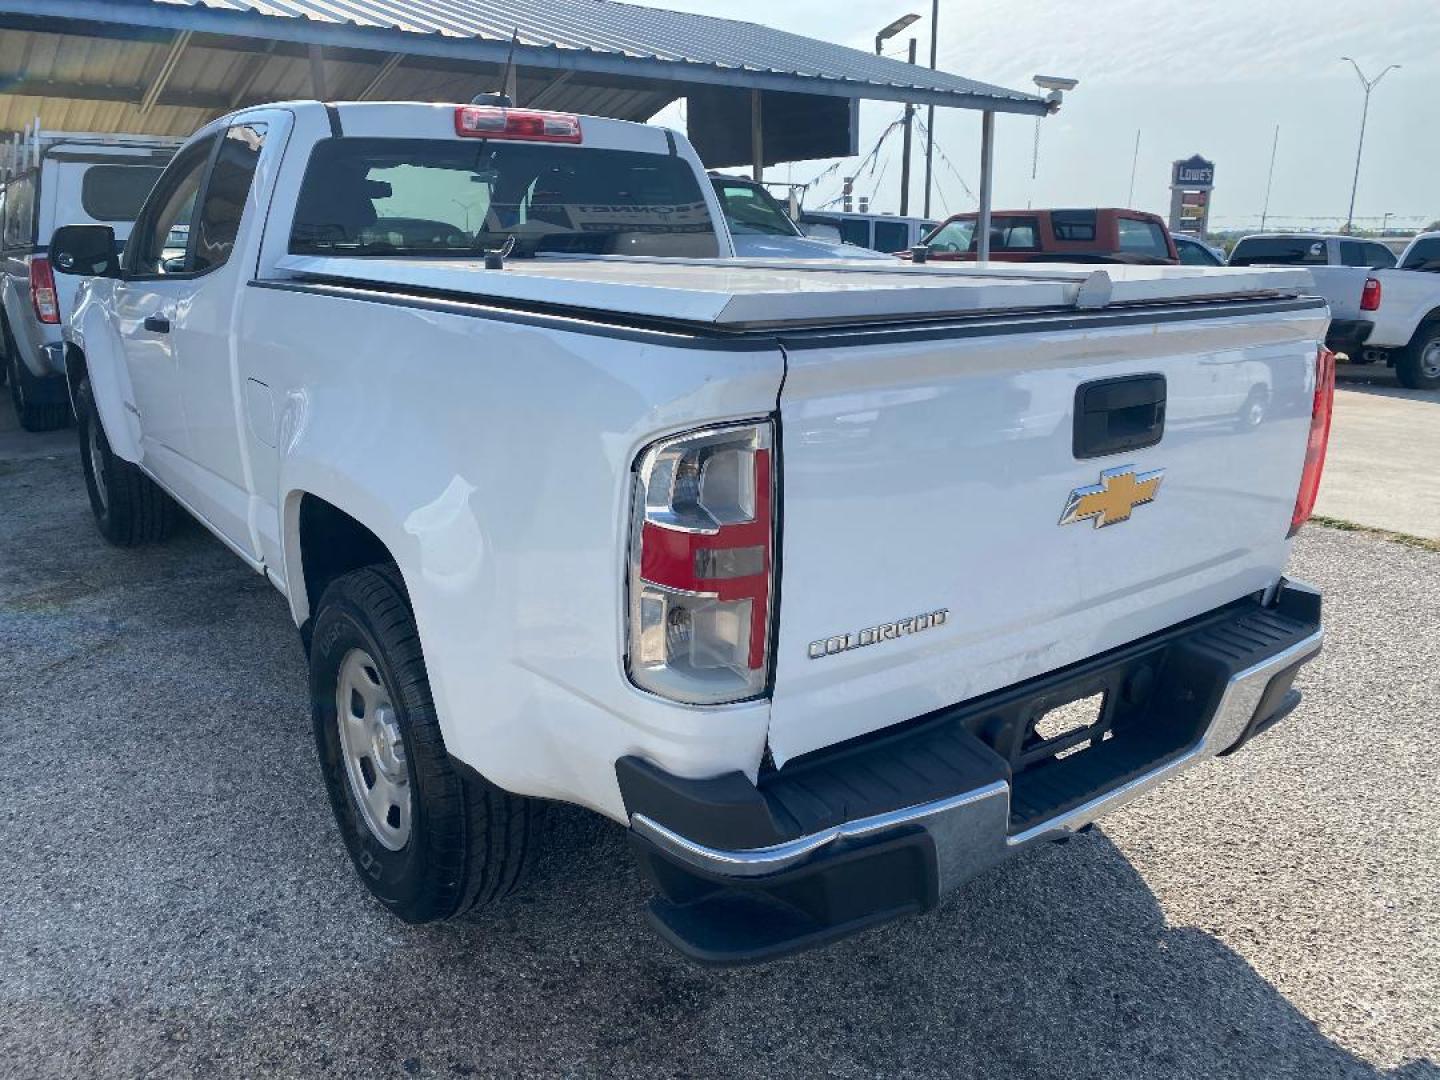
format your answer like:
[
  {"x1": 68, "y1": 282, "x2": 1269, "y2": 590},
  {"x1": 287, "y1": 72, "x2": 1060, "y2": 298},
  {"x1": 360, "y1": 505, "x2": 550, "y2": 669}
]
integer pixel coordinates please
[{"x1": 1073, "y1": 374, "x2": 1166, "y2": 459}]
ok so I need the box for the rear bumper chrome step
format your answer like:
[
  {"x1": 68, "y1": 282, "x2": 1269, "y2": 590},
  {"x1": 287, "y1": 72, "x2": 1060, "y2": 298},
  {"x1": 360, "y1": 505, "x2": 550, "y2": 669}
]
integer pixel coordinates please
[{"x1": 619, "y1": 579, "x2": 1323, "y2": 965}]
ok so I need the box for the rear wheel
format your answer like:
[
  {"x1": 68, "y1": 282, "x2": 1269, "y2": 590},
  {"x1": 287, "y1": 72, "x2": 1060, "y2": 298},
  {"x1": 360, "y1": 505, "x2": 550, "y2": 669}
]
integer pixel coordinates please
[
  {"x1": 4, "y1": 322, "x2": 70, "y2": 432},
  {"x1": 1396, "y1": 323, "x2": 1440, "y2": 391},
  {"x1": 75, "y1": 379, "x2": 178, "y2": 545},
  {"x1": 311, "y1": 564, "x2": 541, "y2": 923}
]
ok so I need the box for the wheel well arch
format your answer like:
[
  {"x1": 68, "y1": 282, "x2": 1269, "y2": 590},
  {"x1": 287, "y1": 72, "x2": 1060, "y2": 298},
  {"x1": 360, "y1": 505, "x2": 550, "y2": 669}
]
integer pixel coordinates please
[
  {"x1": 62, "y1": 342, "x2": 89, "y2": 414},
  {"x1": 290, "y1": 493, "x2": 400, "y2": 643},
  {"x1": 1409, "y1": 308, "x2": 1440, "y2": 347}
]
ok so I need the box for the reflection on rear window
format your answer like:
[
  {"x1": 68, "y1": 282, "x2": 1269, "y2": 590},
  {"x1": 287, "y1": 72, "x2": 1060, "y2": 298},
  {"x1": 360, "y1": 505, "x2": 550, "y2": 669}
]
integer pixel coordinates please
[
  {"x1": 80, "y1": 165, "x2": 166, "y2": 222},
  {"x1": 289, "y1": 137, "x2": 718, "y2": 259},
  {"x1": 1229, "y1": 237, "x2": 1328, "y2": 266}
]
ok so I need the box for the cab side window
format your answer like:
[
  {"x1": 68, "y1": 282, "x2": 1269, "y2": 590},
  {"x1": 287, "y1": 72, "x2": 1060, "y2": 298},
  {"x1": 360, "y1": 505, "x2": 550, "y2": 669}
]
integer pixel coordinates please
[
  {"x1": 125, "y1": 136, "x2": 216, "y2": 277},
  {"x1": 192, "y1": 124, "x2": 267, "y2": 273}
]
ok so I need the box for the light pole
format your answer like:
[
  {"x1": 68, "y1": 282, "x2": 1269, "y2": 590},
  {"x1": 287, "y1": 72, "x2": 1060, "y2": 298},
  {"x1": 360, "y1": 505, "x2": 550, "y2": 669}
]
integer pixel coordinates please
[
  {"x1": 876, "y1": 14, "x2": 921, "y2": 216},
  {"x1": 1341, "y1": 57, "x2": 1399, "y2": 233},
  {"x1": 923, "y1": 0, "x2": 938, "y2": 218}
]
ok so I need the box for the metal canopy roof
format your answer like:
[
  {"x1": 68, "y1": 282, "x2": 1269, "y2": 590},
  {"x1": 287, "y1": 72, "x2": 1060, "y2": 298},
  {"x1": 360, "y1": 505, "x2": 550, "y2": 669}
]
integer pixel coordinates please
[{"x1": 0, "y1": 0, "x2": 1048, "y2": 139}]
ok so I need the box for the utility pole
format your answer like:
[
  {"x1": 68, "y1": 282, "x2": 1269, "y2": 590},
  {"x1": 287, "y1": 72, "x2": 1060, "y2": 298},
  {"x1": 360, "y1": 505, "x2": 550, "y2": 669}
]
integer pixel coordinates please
[
  {"x1": 1341, "y1": 57, "x2": 1399, "y2": 233},
  {"x1": 923, "y1": 0, "x2": 938, "y2": 218},
  {"x1": 1260, "y1": 125, "x2": 1279, "y2": 231},
  {"x1": 1127, "y1": 129, "x2": 1140, "y2": 206},
  {"x1": 900, "y1": 38, "x2": 916, "y2": 216}
]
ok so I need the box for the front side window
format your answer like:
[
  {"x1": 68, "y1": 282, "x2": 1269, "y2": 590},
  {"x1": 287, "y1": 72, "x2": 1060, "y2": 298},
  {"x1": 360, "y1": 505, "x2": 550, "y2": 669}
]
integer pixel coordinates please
[
  {"x1": 192, "y1": 123, "x2": 267, "y2": 273},
  {"x1": 1117, "y1": 217, "x2": 1170, "y2": 259},
  {"x1": 926, "y1": 219, "x2": 975, "y2": 253},
  {"x1": 712, "y1": 179, "x2": 798, "y2": 237},
  {"x1": 1364, "y1": 242, "x2": 1397, "y2": 269},
  {"x1": 80, "y1": 165, "x2": 167, "y2": 222},
  {"x1": 1175, "y1": 238, "x2": 1221, "y2": 266},
  {"x1": 290, "y1": 137, "x2": 719, "y2": 259},
  {"x1": 1339, "y1": 240, "x2": 1368, "y2": 266},
  {"x1": 126, "y1": 136, "x2": 215, "y2": 276}
]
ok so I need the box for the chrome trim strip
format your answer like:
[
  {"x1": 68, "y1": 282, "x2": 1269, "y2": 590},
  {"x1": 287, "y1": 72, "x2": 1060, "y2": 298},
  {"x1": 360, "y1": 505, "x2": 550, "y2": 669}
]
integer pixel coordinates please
[
  {"x1": 632, "y1": 780, "x2": 1010, "y2": 879},
  {"x1": 632, "y1": 624, "x2": 1324, "y2": 882}
]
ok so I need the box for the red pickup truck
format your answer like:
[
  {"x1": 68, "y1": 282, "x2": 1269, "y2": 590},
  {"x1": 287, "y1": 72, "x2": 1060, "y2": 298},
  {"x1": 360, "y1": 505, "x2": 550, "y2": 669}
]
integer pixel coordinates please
[{"x1": 918, "y1": 208, "x2": 1179, "y2": 264}]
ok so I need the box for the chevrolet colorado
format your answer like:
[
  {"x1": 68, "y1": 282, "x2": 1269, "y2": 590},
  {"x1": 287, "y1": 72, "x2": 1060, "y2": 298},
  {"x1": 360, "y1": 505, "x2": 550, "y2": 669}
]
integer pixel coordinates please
[{"x1": 50, "y1": 101, "x2": 1331, "y2": 964}]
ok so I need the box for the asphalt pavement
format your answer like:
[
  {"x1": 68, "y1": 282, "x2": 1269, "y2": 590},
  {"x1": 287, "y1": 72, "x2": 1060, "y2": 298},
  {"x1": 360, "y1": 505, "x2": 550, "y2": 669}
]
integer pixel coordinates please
[{"x1": 1, "y1": 420, "x2": 1437, "y2": 1079}]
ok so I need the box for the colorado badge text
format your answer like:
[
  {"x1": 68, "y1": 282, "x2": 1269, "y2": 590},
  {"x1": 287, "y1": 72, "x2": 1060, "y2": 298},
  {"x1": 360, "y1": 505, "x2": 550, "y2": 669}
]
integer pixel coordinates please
[
  {"x1": 808, "y1": 610, "x2": 949, "y2": 660},
  {"x1": 1059, "y1": 465, "x2": 1165, "y2": 528}
]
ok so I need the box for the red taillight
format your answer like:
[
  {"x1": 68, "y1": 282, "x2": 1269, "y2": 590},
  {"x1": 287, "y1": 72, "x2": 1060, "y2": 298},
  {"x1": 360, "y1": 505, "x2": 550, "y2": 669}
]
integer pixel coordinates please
[
  {"x1": 1360, "y1": 276, "x2": 1382, "y2": 312},
  {"x1": 627, "y1": 423, "x2": 774, "y2": 704},
  {"x1": 454, "y1": 106, "x2": 582, "y2": 143},
  {"x1": 1289, "y1": 346, "x2": 1336, "y2": 536},
  {"x1": 30, "y1": 256, "x2": 59, "y2": 324}
]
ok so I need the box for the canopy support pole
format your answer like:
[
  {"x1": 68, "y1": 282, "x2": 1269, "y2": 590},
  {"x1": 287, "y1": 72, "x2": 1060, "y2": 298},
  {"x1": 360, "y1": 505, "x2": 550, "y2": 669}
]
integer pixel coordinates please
[
  {"x1": 976, "y1": 109, "x2": 995, "y2": 261},
  {"x1": 751, "y1": 88, "x2": 764, "y2": 182}
]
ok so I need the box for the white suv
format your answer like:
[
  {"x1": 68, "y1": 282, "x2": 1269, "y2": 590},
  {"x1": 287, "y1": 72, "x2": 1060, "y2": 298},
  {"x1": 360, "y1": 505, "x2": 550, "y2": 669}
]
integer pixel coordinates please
[{"x1": 1, "y1": 129, "x2": 179, "y2": 430}]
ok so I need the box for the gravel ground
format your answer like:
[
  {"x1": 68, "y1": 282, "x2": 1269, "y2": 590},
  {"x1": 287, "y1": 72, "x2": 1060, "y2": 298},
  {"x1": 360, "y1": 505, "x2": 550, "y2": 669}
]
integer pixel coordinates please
[{"x1": 1, "y1": 448, "x2": 1436, "y2": 1080}]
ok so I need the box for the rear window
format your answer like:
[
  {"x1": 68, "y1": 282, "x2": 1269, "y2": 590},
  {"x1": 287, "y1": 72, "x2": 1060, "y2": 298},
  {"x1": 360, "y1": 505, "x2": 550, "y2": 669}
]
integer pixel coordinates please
[
  {"x1": 1229, "y1": 237, "x2": 1328, "y2": 266},
  {"x1": 289, "y1": 137, "x2": 719, "y2": 259},
  {"x1": 873, "y1": 220, "x2": 909, "y2": 253},
  {"x1": 1401, "y1": 237, "x2": 1440, "y2": 272},
  {"x1": 1116, "y1": 217, "x2": 1171, "y2": 259},
  {"x1": 80, "y1": 164, "x2": 166, "y2": 222},
  {"x1": 991, "y1": 216, "x2": 1040, "y2": 251},
  {"x1": 1051, "y1": 210, "x2": 1097, "y2": 243}
]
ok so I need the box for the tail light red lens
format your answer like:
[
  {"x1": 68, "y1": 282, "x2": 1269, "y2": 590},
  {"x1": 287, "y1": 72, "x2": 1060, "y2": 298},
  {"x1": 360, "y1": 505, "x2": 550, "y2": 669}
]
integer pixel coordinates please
[
  {"x1": 1289, "y1": 346, "x2": 1336, "y2": 536},
  {"x1": 627, "y1": 422, "x2": 774, "y2": 704},
  {"x1": 1360, "y1": 276, "x2": 1382, "y2": 312},
  {"x1": 30, "y1": 256, "x2": 59, "y2": 324},
  {"x1": 454, "y1": 107, "x2": 582, "y2": 143}
]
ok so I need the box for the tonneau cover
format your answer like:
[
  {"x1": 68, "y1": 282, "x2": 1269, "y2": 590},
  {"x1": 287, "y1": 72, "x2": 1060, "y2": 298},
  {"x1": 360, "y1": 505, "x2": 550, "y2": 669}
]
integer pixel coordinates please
[{"x1": 273, "y1": 255, "x2": 1316, "y2": 330}]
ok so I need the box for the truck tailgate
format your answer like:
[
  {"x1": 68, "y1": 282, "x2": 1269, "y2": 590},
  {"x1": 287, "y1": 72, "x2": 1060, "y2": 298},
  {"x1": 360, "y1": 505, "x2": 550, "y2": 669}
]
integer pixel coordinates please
[{"x1": 767, "y1": 298, "x2": 1329, "y2": 765}]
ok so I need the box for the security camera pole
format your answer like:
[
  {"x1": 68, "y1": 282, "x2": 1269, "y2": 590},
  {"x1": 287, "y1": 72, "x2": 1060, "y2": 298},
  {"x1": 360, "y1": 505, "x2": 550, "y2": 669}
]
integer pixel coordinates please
[{"x1": 1341, "y1": 57, "x2": 1399, "y2": 233}]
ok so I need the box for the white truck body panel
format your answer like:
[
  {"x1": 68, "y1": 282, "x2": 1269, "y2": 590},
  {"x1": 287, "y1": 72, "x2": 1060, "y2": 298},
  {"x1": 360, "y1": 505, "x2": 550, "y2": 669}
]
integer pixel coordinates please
[
  {"x1": 61, "y1": 101, "x2": 1330, "y2": 823},
  {"x1": 1367, "y1": 269, "x2": 1440, "y2": 347}
]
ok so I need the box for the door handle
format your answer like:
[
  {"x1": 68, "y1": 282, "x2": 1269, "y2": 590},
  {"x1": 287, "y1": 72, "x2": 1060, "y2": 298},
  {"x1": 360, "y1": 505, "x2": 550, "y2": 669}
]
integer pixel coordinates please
[
  {"x1": 143, "y1": 314, "x2": 170, "y2": 334},
  {"x1": 1073, "y1": 374, "x2": 1167, "y2": 459}
]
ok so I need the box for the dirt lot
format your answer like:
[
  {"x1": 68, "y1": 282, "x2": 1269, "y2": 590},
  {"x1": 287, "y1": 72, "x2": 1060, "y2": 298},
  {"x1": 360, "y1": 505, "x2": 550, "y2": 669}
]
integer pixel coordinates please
[{"x1": 1, "y1": 418, "x2": 1437, "y2": 1079}]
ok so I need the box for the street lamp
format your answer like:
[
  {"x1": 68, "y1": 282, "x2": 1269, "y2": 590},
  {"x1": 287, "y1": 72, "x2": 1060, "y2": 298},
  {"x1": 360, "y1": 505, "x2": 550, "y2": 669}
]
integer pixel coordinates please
[
  {"x1": 875, "y1": 13, "x2": 920, "y2": 55},
  {"x1": 1030, "y1": 74, "x2": 1078, "y2": 181},
  {"x1": 1341, "y1": 57, "x2": 1399, "y2": 233},
  {"x1": 876, "y1": 13, "x2": 922, "y2": 215}
]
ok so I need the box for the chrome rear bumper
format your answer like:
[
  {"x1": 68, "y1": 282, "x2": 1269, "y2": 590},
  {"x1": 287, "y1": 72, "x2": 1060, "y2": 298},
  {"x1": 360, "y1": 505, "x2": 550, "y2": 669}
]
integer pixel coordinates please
[{"x1": 622, "y1": 579, "x2": 1324, "y2": 964}]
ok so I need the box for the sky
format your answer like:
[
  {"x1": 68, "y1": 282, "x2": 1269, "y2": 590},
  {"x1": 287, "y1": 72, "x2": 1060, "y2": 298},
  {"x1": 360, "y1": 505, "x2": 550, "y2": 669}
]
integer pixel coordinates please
[{"x1": 641, "y1": 0, "x2": 1438, "y2": 231}]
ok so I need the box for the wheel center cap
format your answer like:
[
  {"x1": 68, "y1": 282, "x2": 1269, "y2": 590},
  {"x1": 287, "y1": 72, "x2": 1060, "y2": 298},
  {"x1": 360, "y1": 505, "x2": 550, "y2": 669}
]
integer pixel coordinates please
[{"x1": 370, "y1": 705, "x2": 407, "y2": 782}]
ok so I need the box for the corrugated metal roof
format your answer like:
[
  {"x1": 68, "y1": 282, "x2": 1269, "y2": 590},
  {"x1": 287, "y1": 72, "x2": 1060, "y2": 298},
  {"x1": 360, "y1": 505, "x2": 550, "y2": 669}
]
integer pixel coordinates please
[{"x1": 3, "y1": 0, "x2": 1048, "y2": 115}]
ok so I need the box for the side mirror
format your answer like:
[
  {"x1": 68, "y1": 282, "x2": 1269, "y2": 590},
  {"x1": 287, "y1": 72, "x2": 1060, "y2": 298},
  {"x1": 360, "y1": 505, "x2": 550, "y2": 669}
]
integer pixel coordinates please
[{"x1": 49, "y1": 225, "x2": 121, "y2": 278}]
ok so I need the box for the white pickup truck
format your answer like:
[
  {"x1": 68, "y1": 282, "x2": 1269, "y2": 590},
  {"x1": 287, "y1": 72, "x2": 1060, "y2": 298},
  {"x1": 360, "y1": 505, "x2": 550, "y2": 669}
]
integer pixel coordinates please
[{"x1": 50, "y1": 101, "x2": 1331, "y2": 964}]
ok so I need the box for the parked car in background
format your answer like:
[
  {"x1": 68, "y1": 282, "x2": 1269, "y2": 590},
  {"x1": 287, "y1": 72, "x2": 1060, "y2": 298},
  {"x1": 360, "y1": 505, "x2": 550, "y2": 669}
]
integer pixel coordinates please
[
  {"x1": 797, "y1": 210, "x2": 937, "y2": 254},
  {"x1": 0, "y1": 128, "x2": 179, "y2": 429},
  {"x1": 53, "y1": 99, "x2": 1328, "y2": 964},
  {"x1": 1173, "y1": 233, "x2": 1225, "y2": 266},
  {"x1": 709, "y1": 175, "x2": 889, "y2": 260},
  {"x1": 917, "y1": 208, "x2": 1179, "y2": 264},
  {"x1": 1228, "y1": 233, "x2": 1403, "y2": 365},
  {"x1": 1397, "y1": 231, "x2": 1440, "y2": 272}
]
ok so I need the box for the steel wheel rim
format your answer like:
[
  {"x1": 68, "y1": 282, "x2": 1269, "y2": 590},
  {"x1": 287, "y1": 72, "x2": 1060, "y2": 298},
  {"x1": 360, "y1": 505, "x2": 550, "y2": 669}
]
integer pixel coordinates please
[
  {"x1": 336, "y1": 648, "x2": 411, "y2": 851},
  {"x1": 88, "y1": 415, "x2": 109, "y2": 511},
  {"x1": 1422, "y1": 340, "x2": 1440, "y2": 379}
]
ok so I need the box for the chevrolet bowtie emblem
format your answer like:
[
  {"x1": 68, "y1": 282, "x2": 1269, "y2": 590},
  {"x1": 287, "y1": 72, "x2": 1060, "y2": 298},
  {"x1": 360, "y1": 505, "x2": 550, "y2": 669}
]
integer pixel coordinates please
[{"x1": 1059, "y1": 465, "x2": 1165, "y2": 528}]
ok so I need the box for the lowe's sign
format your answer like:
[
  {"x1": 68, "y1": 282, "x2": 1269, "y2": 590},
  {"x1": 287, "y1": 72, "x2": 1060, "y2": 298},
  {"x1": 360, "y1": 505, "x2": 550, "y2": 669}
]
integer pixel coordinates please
[{"x1": 1171, "y1": 155, "x2": 1215, "y2": 188}]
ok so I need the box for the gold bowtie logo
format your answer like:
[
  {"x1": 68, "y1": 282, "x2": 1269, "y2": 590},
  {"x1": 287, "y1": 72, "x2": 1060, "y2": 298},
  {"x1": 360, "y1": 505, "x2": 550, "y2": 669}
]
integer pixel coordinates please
[{"x1": 1059, "y1": 466, "x2": 1165, "y2": 528}]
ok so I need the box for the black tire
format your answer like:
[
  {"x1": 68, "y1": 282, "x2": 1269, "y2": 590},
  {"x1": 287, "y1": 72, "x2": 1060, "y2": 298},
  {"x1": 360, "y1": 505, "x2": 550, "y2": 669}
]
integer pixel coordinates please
[
  {"x1": 5, "y1": 322, "x2": 70, "y2": 432},
  {"x1": 311, "y1": 564, "x2": 540, "y2": 923},
  {"x1": 75, "y1": 378, "x2": 178, "y2": 546},
  {"x1": 1395, "y1": 322, "x2": 1440, "y2": 391}
]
